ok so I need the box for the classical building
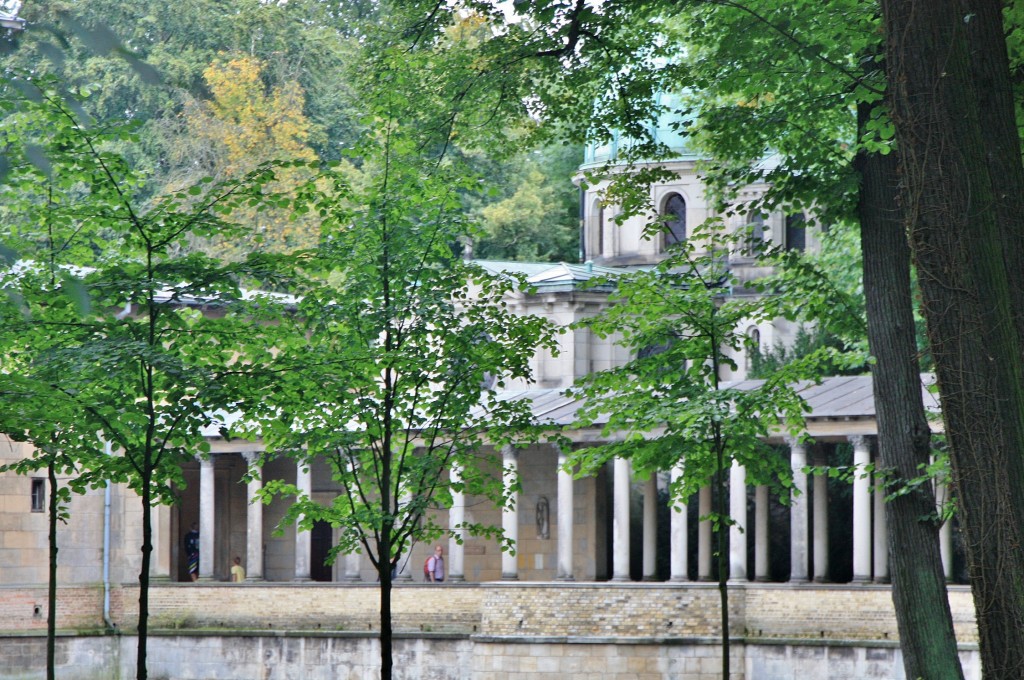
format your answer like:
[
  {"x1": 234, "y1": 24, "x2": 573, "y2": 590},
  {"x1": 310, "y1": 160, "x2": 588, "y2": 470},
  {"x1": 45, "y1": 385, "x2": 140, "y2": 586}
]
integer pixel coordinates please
[{"x1": 0, "y1": 120, "x2": 977, "y2": 679}]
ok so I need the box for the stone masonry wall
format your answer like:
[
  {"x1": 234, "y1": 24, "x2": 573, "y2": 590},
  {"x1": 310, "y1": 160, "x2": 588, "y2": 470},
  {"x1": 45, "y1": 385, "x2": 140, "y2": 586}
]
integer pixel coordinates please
[
  {"x1": 0, "y1": 581, "x2": 977, "y2": 643},
  {"x1": 142, "y1": 583, "x2": 485, "y2": 635},
  {"x1": 0, "y1": 581, "x2": 983, "y2": 680},
  {"x1": 479, "y1": 583, "x2": 732, "y2": 638},
  {"x1": 0, "y1": 585, "x2": 104, "y2": 632},
  {"x1": 0, "y1": 634, "x2": 984, "y2": 680}
]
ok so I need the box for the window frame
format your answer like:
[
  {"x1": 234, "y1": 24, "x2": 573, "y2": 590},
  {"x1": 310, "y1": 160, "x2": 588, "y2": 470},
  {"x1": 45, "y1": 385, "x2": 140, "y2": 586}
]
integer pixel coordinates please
[
  {"x1": 661, "y1": 193, "x2": 687, "y2": 249},
  {"x1": 30, "y1": 478, "x2": 45, "y2": 513}
]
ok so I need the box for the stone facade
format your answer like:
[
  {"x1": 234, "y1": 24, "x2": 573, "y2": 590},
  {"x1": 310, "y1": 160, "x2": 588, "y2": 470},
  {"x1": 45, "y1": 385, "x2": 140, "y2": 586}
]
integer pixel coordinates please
[{"x1": 0, "y1": 582, "x2": 980, "y2": 679}]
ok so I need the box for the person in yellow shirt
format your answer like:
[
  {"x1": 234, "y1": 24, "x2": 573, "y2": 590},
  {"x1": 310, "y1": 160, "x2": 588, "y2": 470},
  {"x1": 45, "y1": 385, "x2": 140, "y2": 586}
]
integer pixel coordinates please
[{"x1": 230, "y1": 556, "x2": 245, "y2": 582}]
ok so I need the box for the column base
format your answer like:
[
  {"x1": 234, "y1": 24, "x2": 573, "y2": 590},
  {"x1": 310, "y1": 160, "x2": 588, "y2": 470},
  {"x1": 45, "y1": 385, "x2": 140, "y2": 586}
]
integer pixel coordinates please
[
  {"x1": 149, "y1": 575, "x2": 172, "y2": 583},
  {"x1": 393, "y1": 575, "x2": 413, "y2": 583},
  {"x1": 669, "y1": 576, "x2": 690, "y2": 583},
  {"x1": 813, "y1": 576, "x2": 830, "y2": 584},
  {"x1": 292, "y1": 577, "x2": 312, "y2": 583},
  {"x1": 641, "y1": 575, "x2": 659, "y2": 582},
  {"x1": 501, "y1": 574, "x2": 519, "y2": 581},
  {"x1": 447, "y1": 575, "x2": 466, "y2": 583},
  {"x1": 245, "y1": 576, "x2": 265, "y2": 582},
  {"x1": 611, "y1": 576, "x2": 631, "y2": 582},
  {"x1": 852, "y1": 575, "x2": 872, "y2": 584},
  {"x1": 556, "y1": 575, "x2": 575, "y2": 582},
  {"x1": 789, "y1": 577, "x2": 810, "y2": 584},
  {"x1": 873, "y1": 577, "x2": 891, "y2": 585}
]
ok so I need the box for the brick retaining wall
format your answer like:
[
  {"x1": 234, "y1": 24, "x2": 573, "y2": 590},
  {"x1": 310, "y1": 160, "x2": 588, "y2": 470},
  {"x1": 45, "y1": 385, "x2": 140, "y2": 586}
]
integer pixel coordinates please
[
  {"x1": 0, "y1": 581, "x2": 977, "y2": 643},
  {"x1": 0, "y1": 581, "x2": 981, "y2": 679}
]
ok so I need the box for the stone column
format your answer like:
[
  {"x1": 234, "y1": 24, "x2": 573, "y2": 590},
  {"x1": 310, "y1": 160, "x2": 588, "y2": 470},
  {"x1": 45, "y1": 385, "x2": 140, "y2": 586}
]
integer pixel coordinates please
[
  {"x1": 344, "y1": 551, "x2": 362, "y2": 582},
  {"x1": 294, "y1": 461, "x2": 311, "y2": 581},
  {"x1": 789, "y1": 437, "x2": 809, "y2": 583},
  {"x1": 395, "y1": 545, "x2": 413, "y2": 581},
  {"x1": 935, "y1": 477, "x2": 954, "y2": 581},
  {"x1": 698, "y1": 485, "x2": 713, "y2": 581},
  {"x1": 395, "y1": 492, "x2": 413, "y2": 582},
  {"x1": 754, "y1": 485, "x2": 770, "y2": 581},
  {"x1": 642, "y1": 475, "x2": 658, "y2": 580},
  {"x1": 198, "y1": 455, "x2": 216, "y2": 581},
  {"x1": 729, "y1": 461, "x2": 747, "y2": 581},
  {"x1": 873, "y1": 469, "x2": 890, "y2": 583},
  {"x1": 812, "y1": 450, "x2": 829, "y2": 582},
  {"x1": 669, "y1": 464, "x2": 688, "y2": 581},
  {"x1": 242, "y1": 452, "x2": 264, "y2": 581},
  {"x1": 612, "y1": 457, "x2": 631, "y2": 581},
  {"x1": 850, "y1": 435, "x2": 872, "y2": 583},
  {"x1": 557, "y1": 447, "x2": 575, "y2": 581},
  {"x1": 151, "y1": 504, "x2": 171, "y2": 581},
  {"x1": 448, "y1": 462, "x2": 466, "y2": 582},
  {"x1": 501, "y1": 446, "x2": 519, "y2": 580}
]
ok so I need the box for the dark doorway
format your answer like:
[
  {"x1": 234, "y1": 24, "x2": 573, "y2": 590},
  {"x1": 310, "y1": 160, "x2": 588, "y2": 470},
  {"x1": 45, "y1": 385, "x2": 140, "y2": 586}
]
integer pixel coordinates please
[{"x1": 311, "y1": 520, "x2": 333, "y2": 582}]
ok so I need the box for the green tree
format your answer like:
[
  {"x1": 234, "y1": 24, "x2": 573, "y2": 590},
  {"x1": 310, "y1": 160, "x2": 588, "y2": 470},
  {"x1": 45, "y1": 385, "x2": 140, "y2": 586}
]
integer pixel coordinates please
[
  {"x1": 232, "y1": 16, "x2": 558, "y2": 680},
  {"x1": 463, "y1": 3, "x2": 965, "y2": 676},
  {"x1": 471, "y1": 144, "x2": 581, "y2": 262},
  {"x1": 0, "y1": 76, "x2": 288, "y2": 680},
  {"x1": 0, "y1": 376, "x2": 98, "y2": 680},
  {"x1": 2, "y1": 0, "x2": 361, "y2": 179},
  {"x1": 570, "y1": 223, "x2": 823, "y2": 680}
]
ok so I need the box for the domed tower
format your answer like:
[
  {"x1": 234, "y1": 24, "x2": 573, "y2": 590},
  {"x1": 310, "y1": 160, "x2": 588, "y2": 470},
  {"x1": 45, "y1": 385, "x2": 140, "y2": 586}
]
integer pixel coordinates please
[
  {"x1": 575, "y1": 92, "x2": 821, "y2": 379},
  {"x1": 578, "y1": 91, "x2": 818, "y2": 268},
  {"x1": 578, "y1": 91, "x2": 709, "y2": 266}
]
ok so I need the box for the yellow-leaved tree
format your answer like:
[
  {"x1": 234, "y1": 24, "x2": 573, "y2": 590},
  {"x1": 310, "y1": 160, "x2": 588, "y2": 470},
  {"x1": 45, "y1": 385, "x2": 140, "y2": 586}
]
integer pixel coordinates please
[{"x1": 166, "y1": 55, "x2": 323, "y2": 259}]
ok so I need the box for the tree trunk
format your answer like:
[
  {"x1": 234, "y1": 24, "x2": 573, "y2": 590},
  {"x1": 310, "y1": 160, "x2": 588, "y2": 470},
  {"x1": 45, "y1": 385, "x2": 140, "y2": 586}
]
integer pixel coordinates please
[
  {"x1": 379, "y1": 535, "x2": 394, "y2": 680},
  {"x1": 714, "y1": 441, "x2": 729, "y2": 680},
  {"x1": 961, "y1": 0, "x2": 1024, "y2": 338},
  {"x1": 881, "y1": 1, "x2": 1024, "y2": 676},
  {"x1": 137, "y1": 468, "x2": 152, "y2": 680},
  {"x1": 856, "y1": 124, "x2": 964, "y2": 680},
  {"x1": 46, "y1": 458, "x2": 57, "y2": 680}
]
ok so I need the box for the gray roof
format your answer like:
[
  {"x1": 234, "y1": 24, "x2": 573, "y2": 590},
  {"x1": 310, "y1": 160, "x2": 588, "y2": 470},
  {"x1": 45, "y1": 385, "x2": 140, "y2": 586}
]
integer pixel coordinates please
[
  {"x1": 490, "y1": 374, "x2": 940, "y2": 439},
  {"x1": 473, "y1": 260, "x2": 624, "y2": 292}
]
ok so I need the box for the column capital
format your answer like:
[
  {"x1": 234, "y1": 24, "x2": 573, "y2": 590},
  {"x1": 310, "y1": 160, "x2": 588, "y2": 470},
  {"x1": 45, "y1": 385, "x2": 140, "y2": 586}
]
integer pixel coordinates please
[
  {"x1": 848, "y1": 434, "x2": 873, "y2": 450},
  {"x1": 197, "y1": 454, "x2": 214, "y2": 467},
  {"x1": 242, "y1": 451, "x2": 261, "y2": 466},
  {"x1": 501, "y1": 445, "x2": 519, "y2": 462},
  {"x1": 784, "y1": 434, "x2": 809, "y2": 450}
]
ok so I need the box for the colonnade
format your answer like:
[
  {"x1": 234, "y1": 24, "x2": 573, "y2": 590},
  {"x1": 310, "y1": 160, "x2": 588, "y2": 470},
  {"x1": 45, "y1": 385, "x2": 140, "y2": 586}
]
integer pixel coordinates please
[{"x1": 189, "y1": 434, "x2": 956, "y2": 583}]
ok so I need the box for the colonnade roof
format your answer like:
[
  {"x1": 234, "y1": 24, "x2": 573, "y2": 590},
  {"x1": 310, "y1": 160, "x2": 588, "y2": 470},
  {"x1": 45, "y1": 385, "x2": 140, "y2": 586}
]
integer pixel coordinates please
[
  {"x1": 203, "y1": 375, "x2": 940, "y2": 453},
  {"x1": 488, "y1": 374, "x2": 940, "y2": 440}
]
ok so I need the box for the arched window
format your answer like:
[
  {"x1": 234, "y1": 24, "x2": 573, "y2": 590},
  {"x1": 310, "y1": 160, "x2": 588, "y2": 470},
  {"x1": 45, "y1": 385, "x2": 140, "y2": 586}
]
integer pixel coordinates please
[
  {"x1": 743, "y1": 214, "x2": 765, "y2": 256},
  {"x1": 786, "y1": 212, "x2": 806, "y2": 252},
  {"x1": 587, "y1": 198, "x2": 604, "y2": 260},
  {"x1": 662, "y1": 193, "x2": 687, "y2": 248},
  {"x1": 745, "y1": 327, "x2": 761, "y2": 373}
]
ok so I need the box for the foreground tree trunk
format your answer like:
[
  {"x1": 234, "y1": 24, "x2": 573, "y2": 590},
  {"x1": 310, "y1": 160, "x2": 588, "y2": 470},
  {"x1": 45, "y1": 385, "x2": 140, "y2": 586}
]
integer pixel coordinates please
[
  {"x1": 46, "y1": 457, "x2": 58, "y2": 680},
  {"x1": 137, "y1": 464, "x2": 153, "y2": 680},
  {"x1": 962, "y1": 0, "x2": 1024, "y2": 338},
  {"x1": 856, "y1": 127, "x2": 964, "y2": 680},
  {"x1": 881, "y1": 1, "x2": 1024, "y2": 676}
]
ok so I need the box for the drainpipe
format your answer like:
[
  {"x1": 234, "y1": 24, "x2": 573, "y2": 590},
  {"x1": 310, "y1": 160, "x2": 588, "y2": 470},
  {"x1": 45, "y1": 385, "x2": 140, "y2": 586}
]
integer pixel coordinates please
[{"x1": 102, "y1": 302, "x2": 129, "y2": 632}]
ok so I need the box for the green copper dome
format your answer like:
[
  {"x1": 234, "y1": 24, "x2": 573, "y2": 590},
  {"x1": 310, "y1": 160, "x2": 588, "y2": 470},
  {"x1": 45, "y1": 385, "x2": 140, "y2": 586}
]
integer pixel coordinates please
[{"x1": 581, "y1": 91, "x2": 705, "y2": 168}]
